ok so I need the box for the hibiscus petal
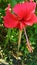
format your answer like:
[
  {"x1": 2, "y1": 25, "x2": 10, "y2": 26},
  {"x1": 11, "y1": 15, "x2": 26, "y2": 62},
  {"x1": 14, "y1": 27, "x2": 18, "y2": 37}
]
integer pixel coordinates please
[
  {"x1": 25, "y1": 14, "x2": 37, "y2": 26},
  {"x1": 3, "y1": 10, "x2": 18, "y2": 28},
  {"x1": 25, "y1": 2, "x2": 36, "y2": 13},
  {"x1": 16, "y1": 22, "x2": 26, "y2": 30},
  {"x1": 13, "y1": 2, "x2": 36, "y2": 19},
  {"x1": 13, "y1": 3, "x2": 26, "y2": 19}
]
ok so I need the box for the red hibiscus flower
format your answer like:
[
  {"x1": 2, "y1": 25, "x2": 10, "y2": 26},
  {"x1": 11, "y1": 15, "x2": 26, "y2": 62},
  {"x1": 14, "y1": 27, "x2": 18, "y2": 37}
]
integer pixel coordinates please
[{"x1": 4, "y1": 2, "x2": 37, "y2": 30}]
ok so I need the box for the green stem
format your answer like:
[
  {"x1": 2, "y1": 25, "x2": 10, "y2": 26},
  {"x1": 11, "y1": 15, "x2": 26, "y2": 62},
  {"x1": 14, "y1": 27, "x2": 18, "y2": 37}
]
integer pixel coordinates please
[
  {"x1": 17, "y1": 30, "x2": 22, "y2": 58},
  {"x1": 4, "y1": 29, "x2": 11, "y2": 49}
]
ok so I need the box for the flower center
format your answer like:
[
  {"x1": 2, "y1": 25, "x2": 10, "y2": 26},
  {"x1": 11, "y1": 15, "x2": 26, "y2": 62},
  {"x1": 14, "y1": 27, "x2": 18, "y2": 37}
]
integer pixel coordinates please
[{"x1": 18, "y1": 17, "x2": 25, "y2": 22}]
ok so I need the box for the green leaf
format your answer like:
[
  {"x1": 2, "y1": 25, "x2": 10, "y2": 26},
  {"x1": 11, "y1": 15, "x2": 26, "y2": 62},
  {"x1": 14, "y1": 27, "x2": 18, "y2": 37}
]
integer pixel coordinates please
[{"x1": 8, "y1": 0, "x2": 17, "y2": 7}]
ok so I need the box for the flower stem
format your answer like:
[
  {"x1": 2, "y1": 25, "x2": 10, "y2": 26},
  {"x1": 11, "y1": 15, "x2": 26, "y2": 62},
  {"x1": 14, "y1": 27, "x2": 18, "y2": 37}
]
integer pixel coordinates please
[
  {"x1": 24, "y1": 28, "x2": 33, "y2": 53},
  {"x1": 17, "y1": 30, "x2": 22, "y2": 58},
  {"x1": 4, "y1": 29, "x2": 11, "y2": 49}
]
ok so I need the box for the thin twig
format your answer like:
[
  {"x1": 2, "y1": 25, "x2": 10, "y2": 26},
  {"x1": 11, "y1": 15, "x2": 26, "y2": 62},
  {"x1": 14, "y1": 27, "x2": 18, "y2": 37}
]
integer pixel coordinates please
[{"x1": 24, "y1": 28, "x2": 33, "y2": 53}]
